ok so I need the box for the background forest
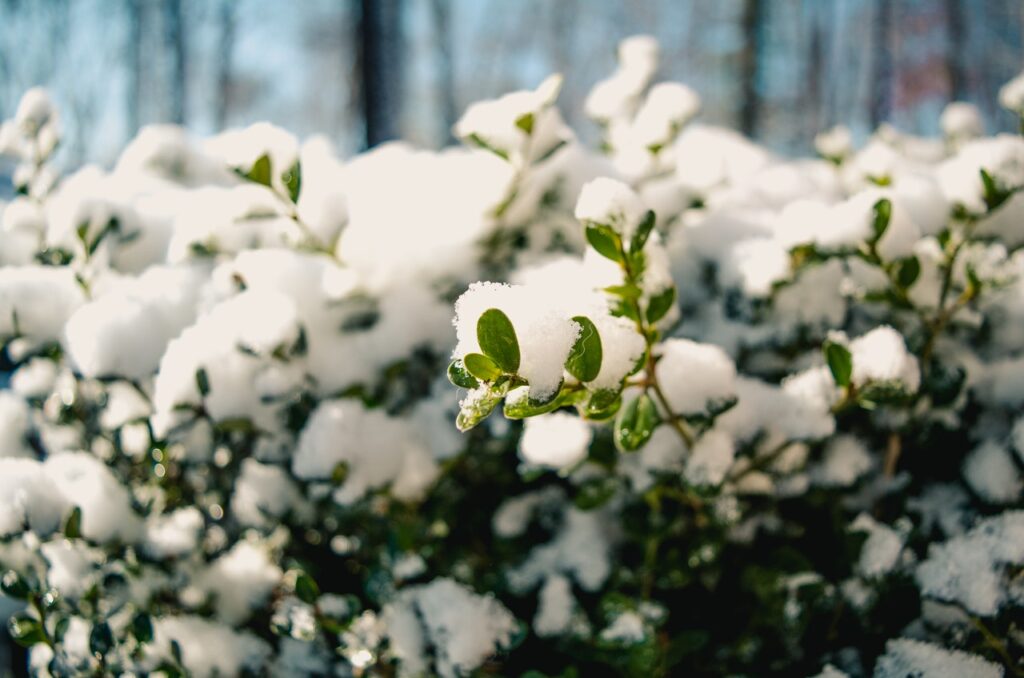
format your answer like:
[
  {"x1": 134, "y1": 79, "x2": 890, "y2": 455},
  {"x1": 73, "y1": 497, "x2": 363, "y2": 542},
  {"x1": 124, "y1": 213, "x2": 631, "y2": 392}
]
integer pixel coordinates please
[{"x1": 0, "y1": 0, "x2": 1023, "y2": 170}]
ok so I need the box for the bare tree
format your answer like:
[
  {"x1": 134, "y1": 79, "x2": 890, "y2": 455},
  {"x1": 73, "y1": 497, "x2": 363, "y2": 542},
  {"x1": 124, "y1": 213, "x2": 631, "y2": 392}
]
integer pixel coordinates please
[
  {"x1": 870, "y1": 0, "x2": 894, "y2": 128},
  {"x1": 430, "y1": 0, "x2": 457, "y2": 144},
  {"x1": 739, "y1": 0, "x2": 764, "y2": 137},
  {"x1": 164, "y1": 0, "x2": 187, "y2": 125},
  {"x1": 214, "y1": 0, "x2": 235, "y2": 130},
  {"x1": 944, "y1": 0, "x2": 965, "y2": 101},
  {"x1": 358, "y1": 0, "x2": 403, "y2": 148},
  {"x1": 125, "y1": 0, "x2": 144, "y2": 135}
]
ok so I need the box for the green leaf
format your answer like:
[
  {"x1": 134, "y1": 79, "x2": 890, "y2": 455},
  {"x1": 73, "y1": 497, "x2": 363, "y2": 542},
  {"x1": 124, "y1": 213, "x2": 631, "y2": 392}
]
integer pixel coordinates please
[
  {"x1": 0, "y1": 571, "x2": 30, "y2": 600},
  {"x1": 283, "y1": 160, "x2": 302, "y2": 203},
  {"x1": 604, "y1": 284, "x2": 641, "y2": 300},
  {"x1": 980, "y1": 168, "x2": 1010, "y2": 210},
  {"x1": 7, "y1": 612, "x2": 46, "y2": 647},
  {"x1": 195, "y1": 367, "x2": 210, "y2": 397},
  {"x1": 871, "y1": 198, "x2": 892, "y2": 242},
  {"x1": 565, "y1": 316, "x2": 602, "y2": 382},
  {"x1": 585, "y1": 224, "x2": 622, "y2": 262},
  {"x1": 823, "y1": 340, "x2": 853, "y2": 388},
  {"x1": 463, "y1": 353, "x2": 502, "y2": 382},
  {"x1": 447, "y1": 359, "x2": 480, "y2": 389},
  {"x1": 456, "y1": 386, "x2": 504, "y2": 432},
  {"x1": 503, "y1": 386, "x2": 563, "y2": 419},
  {"x1": 614, "y1": 393, "x2": 661, "y2": 452},
  {"x1": 515, "y1": 112, "x2": 534, "y2": 135},
  {"x1": 477, "y1": 308, "x2": 520, "y2": 372},
  {"x1": 89, "y1": 620, "x2": 114, "y2": 656},
  {"x1": 63, "y1": 506, "x2": 82, "y2": 539},
  {"x1": 87, "y1": 218, "x2": 119, "y2": 256},
  {"x1": 242, "y1": 153, "x2": 273, "y2": 188},
  {"x1": 581, "y1": 388, "x2": 622, "y2": 421},
  {"x1": 295, "y1": 573, "x2": 320, "y2": 605},
  {"x1": 893, "y1": 255, "x2": 920, "y2": 289},
  {"x1": 646, "y1": 287, "x2": 676, "y2": 324},
  {"x1": 630, "y1": 210, "x2": 656, "y2": 253},
  {"x1": 130, "y1": 612, "x2": 154, "y2": 644},
  {"x1": 966, "y1": 263, "x2": 983, "y2": 295},
  {"x1": 465, "y1": 133, "x2": 510, "y2": 161}
]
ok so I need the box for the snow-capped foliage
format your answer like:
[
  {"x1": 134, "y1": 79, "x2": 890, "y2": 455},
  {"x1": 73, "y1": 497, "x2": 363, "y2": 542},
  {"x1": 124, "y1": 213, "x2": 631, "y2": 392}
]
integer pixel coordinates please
[{"x1": 1, "y1": 38, "x2": 1023, "y2": 678}]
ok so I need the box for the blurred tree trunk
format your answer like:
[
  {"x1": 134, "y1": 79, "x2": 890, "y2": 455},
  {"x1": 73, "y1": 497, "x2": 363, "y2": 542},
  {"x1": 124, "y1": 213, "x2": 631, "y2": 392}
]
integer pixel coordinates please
[
  {"x1": 430, "y1": 0, "x2": 456, "y2": 144},
  {"x1": 125, "y1": 0, "x2": 143, "y2": 135},
  {"x1": 870, "y1": 0, "x2": 893, "y2": 128},
  {"x1": 358, "y1": 0, "x2": 403, "y2": 148},
  {"x1": 806, "y1": 1, "x2": 825, "y2": 133},
  {"x1": 739, "y1": 0, "x2": 763, "y2": 137},
  {"x1": 214, "y1": 0, "x2": 235, "y2": 130},
  {"x1": 164, "y1": 0, "x2": 187, "y2": 125},
  {"x1": 945, "y1": 0, "x2": 965, "y2": 101}
]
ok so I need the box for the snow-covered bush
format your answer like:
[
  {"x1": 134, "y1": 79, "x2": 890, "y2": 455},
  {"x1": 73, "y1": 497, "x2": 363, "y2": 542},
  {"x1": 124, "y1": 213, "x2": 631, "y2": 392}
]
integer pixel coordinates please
[{"x1": 1, "y1": 37, "x2": 1023, "y2": 677}]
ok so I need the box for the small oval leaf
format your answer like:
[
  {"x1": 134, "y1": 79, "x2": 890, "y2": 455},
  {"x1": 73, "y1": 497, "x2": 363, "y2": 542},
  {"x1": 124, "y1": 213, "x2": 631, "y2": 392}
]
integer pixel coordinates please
[
  {"x1": 7, "y1": 612, "x2": 46, "y2": 647},
  {"x1": 614, "y1": 393, "x2": 661, "y2": 452},
  {"x1": 463, "y1": 353, "x2": 502, "y2": 382},
  {"x1": 447, "y1": 359, "x2": 480, "y2": 389},
  {"x1": 63, "y1": 506, "x2": 82, "y2": 539},
  {"x1": 283, "y1": 161, "x2": 302, "y2": 203},
  {"x1": 646, "y1": 287, "x2": 676, "y2": 324},
  {"x1": 565, "y1": 316, "x2": 603, "y2": 382},
  {"x1": 477, "y1": 308, "x2": 521, "y2": 373},
  {"x1": 241, "y1": 153, "x2": 273, "y2": 187},
  {"x1": 823, "y1": 340, "x2": 853, "y2": 388},
  {"x1": 871, "y1": 198, "x2": 892, "y2": 242},
  {"x1": 630, "y1": 210, "x2": 656, "y2": 252},
  {"x1": 455, "y1": 386, "x2": 504, "y2": 432},
  {"x1": 295, "y1": 573, "x2": 320, "y2": 605},
  {"x1": 585, "y1": 224, "x2": 622, "y2": 262}
]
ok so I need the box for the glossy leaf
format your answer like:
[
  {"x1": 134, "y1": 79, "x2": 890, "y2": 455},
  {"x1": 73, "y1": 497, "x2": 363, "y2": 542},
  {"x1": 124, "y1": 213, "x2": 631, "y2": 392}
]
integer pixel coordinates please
[
  {"x1": 614, "y1": 393, "x2": 661, "y2": 452},
  {"x1": 455, "y1": 387, "x2": 504, "y2": 432},
  {"x1": 447, "y1": 359, "x2": 480, "y2": 389},
  {"x1": 477, "y1": 308, "x2": 520, "y2": 372},
  {"x1": 463, "y1": 352, "x2": 502, "y2": 382},
  {"x1": 565, "y1": 316, "x2": 602, "y2": 382},
  {"x1": 63, "y1": 506, "x2": 82, "y2": 539},
  {"x1": 582, "y1": 388, "x2": 623, "y2": 421},
  {"x1": 871, "y1": 198, "x2": 891, "y2": 242},
  {"x1": 295, "y1": 573, "x2": 320, "y2": 605},
  {"x1": 8, "y1": 612, "x2": 46, "y2": 647},
  {"x1": 242, "y1": 153, "x2": 273, "y2": 188},
  {"x1": 630, "y1": 210, "x2": 656, "y2": 252},
  {"x1": 894, "y1": 256, "x2": 920, "y2": 289},
  {"x1": 284, "y1": 160, "x2": 302, "y2": 203},
  {"x1": 823, "y1": 340, "x2": 853, "y2": 388},
  {"x1": 0, "y1": 571, "x2": 30, "y2": 600},
  {"x1": 646, "y1": 287, "x2": 676, "y2": 324},
  {"x1": 585, "y1": 224, "x2": 622, "y2": 262}
]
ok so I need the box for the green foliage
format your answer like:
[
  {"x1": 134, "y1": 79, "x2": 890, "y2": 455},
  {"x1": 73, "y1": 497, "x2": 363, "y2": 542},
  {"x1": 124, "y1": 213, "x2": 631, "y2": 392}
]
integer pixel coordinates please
[
  {"x1": 822, "y1": 340, "x2": 853, "y2": 388},
  {"x1": 463, "y1": 352, "x2": 503, "y2": 382},
  {"x1": 284, "y1": 160, "x2": 302, "y2": 203},
  {"x1": 870, "y1": 198, "x2": 892, "y2": 242},
  {"x1": 614, "y1": 393, "x2": 660, "y2": 452},
  {"x1": 478, "y1": 308, "x2": 521, "y2": 373},
  {"x1": 447, "y1": 358, "x2": 481, "y2": 389},
  {"x1": 240, "y1": 153, "x2": 273, "y2": 187},
  {"x1": 565, "y1": 316, "x2": 603, "y2": 382},
  {"x1": 585, "y1": 224, "x2": 622, "y2": 262}
]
